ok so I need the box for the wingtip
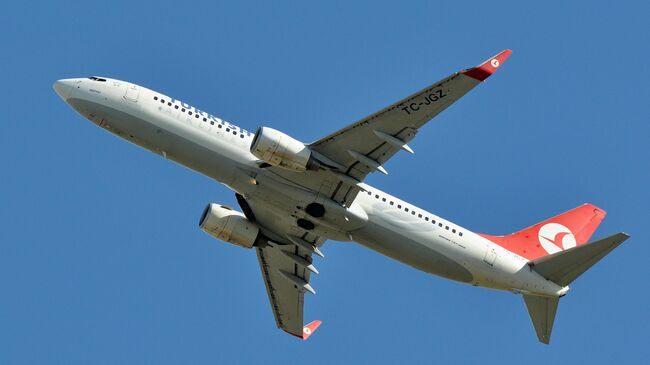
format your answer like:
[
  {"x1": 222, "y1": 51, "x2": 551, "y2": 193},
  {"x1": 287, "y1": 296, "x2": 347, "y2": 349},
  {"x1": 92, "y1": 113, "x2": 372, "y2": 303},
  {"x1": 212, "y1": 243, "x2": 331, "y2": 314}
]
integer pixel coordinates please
[
  {"x1": 302, "y1": 320, "x2": 322, "y2": 340},
  {"x1": 462, "y1": 49, "x2": 513, "y2": 81}
]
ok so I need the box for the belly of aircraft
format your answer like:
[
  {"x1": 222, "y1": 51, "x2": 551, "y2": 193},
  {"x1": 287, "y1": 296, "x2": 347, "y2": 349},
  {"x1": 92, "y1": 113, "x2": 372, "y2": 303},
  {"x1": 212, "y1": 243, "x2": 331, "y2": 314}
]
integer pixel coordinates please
[
  {"x1": 66, "y1": 98, "x2": 242, "y2": 185},
  {"x1": 352, "y1": 221, "x2": 474, "y2": 283}
]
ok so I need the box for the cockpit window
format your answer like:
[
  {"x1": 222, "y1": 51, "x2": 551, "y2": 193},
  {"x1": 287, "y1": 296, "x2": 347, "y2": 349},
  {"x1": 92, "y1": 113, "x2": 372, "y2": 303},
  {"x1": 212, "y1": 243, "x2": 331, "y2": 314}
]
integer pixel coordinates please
[{"x1": 88, "y1": 76, "x2": 107, "y2": 82}]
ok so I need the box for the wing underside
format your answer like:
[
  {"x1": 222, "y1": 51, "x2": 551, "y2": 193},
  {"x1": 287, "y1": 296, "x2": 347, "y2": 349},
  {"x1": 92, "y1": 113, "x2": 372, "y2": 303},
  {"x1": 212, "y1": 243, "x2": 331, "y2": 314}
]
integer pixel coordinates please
[
  {"x1": 266, "y1": 50, "x2": 512, "y2": 207},
  {"x1": 256, "y1": 244, "x2": 312, "y2": 337},
  {"x1": 238, "y1": 195, "x2": 322, "y2": 338}
]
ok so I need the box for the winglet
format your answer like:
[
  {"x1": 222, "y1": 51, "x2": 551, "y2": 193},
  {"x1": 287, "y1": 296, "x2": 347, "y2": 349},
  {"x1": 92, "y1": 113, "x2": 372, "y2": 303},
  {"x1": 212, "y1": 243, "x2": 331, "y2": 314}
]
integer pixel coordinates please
[
  {"x1": 462, "y1": 49, "x2": 512, "y2": 81},
  {"x1": 302, "y1": 320, "x2": 322, "y2": 340}
]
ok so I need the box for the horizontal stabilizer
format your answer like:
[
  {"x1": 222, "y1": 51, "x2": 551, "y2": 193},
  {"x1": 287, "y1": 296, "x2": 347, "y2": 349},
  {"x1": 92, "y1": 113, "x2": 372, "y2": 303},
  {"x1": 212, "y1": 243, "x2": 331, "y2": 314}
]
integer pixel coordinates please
[
  {"x1": 523, "y1": 294, "x2": 559, "y2": 344},
  {"x1": 530, "y1": 233, "x2": 629, "y2": 287}
]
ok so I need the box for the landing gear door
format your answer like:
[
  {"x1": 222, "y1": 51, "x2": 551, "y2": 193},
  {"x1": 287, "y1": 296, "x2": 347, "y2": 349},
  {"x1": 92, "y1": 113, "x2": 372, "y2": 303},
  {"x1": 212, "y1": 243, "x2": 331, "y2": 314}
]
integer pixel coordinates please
[{"x1": 124, "y1": 83, "x2": 140, "y2": 102}]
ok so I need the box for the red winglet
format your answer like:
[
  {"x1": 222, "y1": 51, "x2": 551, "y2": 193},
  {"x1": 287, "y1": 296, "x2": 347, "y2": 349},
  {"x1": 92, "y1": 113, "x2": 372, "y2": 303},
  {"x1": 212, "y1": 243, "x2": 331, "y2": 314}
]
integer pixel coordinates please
[
  {"x1": 462, "y1": 49, "x2": 512, "y2": 81},
  {"x1": 302, "y1": 320, "x2": 322, "y2": 340}
]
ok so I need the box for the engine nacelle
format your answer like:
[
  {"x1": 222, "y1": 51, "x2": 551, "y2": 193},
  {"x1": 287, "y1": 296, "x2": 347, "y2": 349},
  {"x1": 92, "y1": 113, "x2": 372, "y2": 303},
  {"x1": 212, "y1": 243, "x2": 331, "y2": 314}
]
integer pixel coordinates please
[
  {"x1": 199, "y1": 204, "x2": 263, "y2": 249},
  {"x1": 250, "y1": 127, "x2": 320, "y2": 172}
]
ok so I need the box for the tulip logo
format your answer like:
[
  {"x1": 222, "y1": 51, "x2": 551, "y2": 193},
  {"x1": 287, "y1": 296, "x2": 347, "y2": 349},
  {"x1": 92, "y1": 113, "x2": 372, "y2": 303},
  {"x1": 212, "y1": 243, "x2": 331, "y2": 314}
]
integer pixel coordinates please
[{"x1": 538, "y1": 223, "x2": 576, "y2": 254}]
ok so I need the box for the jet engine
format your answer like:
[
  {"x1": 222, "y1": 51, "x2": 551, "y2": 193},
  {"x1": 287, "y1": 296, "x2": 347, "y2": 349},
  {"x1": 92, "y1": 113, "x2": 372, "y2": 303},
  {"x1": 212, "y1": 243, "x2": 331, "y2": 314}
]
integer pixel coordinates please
[
  {"x1": 250, "y1": 127, "x2": 321, "y2": 172},
  {"x1": 199, "y1": 203, "x2": 265, "y2": 248}
]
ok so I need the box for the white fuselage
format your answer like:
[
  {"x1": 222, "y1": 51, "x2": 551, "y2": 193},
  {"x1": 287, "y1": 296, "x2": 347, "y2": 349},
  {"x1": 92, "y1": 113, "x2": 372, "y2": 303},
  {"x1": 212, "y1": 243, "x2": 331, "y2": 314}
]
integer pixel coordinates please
[{"x1": 54, "y1": 77, "x2": 567, "y2": 298}]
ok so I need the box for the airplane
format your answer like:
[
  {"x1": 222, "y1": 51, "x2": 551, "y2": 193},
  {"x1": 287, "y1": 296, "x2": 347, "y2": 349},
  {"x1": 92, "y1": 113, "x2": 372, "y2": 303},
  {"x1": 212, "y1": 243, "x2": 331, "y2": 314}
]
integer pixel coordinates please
[{"x1": 53, "y1": 49, "x2": 628, "y2": 344}]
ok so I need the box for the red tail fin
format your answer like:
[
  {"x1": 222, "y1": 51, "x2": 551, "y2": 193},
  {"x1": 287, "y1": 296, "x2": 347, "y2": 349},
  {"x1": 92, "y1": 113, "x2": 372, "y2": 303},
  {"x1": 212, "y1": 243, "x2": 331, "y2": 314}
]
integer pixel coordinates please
[{"x1": 479, "y1": 204, "x2": 606, "y2": 261}]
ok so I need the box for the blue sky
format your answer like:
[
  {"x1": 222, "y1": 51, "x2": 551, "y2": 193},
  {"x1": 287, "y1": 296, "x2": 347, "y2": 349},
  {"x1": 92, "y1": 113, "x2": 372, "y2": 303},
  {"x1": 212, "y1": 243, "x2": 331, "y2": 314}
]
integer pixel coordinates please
[{"x1": 1, "y1": 1, "x2": 648, "y2": 363}]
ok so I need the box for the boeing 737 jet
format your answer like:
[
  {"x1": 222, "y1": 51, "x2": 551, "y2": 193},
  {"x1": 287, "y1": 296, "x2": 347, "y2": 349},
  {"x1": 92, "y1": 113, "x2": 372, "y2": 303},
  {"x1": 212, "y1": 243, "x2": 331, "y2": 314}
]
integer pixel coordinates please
[{"x1": 54, "y1": 50, "x2": 628, "y2": 344}]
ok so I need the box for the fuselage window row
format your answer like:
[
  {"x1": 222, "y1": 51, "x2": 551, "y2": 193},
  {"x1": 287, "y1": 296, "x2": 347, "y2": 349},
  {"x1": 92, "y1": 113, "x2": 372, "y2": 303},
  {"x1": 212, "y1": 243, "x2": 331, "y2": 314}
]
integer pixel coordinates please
[
  {"x1": 153, "y1": 95, "x2": 249, "y2": 139},
  {"x1": 153, "y1": 94, "x2": 464, "y2": 237},
  {"x1": 366, "y1": 190, "x2": 463, "y2": 237}
]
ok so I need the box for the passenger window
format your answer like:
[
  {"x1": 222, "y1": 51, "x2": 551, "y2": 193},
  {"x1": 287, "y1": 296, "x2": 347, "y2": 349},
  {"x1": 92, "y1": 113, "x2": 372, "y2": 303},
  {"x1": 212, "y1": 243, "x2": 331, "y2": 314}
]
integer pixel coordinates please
[
  {"x1": 405, "y1": 208, "x2": 409, "y2": 212},
  {"x1": 210, "y1": 121, "x2": 214, "y2": 125},
  {"x1": 375, "y1": 195, "x2": 379, "y2": 199},
  {"x1": 226, "y1": 128, "x2": 230, "y2": 132},
  {"x1": 452, "y1": 229, "x2": 456, "y2": 233},
  {"x1": 438, "y1": 223, "x2": 443, "y2": 227},
  {"x1": 445, "y1": 226, "x2": 449, "y2": 230},
  {"x1": 382, "y1": 198, "x2": 386, "y2": 202},
  {"x1": 411, "y1": 211, "x2": 416, "y2": 215},
  {"x1": 189, "y1": 111, "x2": 193, "y2": 115},
  {"x1": 168, "y1": 102, "x2": 172, "y2": 106},
  {"x1": 154, "y1": 96, "x2": 158, "y2": 100},
  {"x1": 182, "y1": 108, "x2": 186, "y2": 112},
  {"x1": 425, "y1": 217, "x2": 429, "y2": 221},
  {"x1": 218, "y1": 124, "x2": 222, "y2": 128},
  {"x1": 175, "y1": 105, "x2": 179, "y2": 109},
  {"x1": 203, "y1": 117, "x2": 207, "y2": 121},
  {"x1": 459, "y1": 232, "x2": 463, "y2": 237},
  {"x1": 161, "y1": 99, "x2": 165, "y2": 103},
  {"x1": 389, "y1": 201, "x2": 394, "y2": 206},
  {"x1": 397, "y1": 205, "x2": 401, "y2": 209}
]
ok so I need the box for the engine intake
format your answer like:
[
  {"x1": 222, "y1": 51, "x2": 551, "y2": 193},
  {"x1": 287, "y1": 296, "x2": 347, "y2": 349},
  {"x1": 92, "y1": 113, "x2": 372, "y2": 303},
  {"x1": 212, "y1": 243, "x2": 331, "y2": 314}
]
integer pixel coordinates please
[
  {"x1": 250, "y1": 127, "x2": 320, "y2": 172},
  {"x1": 199, "y1": 204, "x2": 264, "y2": 248}
]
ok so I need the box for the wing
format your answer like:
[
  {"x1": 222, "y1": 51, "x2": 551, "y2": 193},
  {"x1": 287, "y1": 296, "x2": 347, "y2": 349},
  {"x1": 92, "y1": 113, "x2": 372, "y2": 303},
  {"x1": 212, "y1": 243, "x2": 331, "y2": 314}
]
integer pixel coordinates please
[
  {"x1": 236, "y1": 194, "x2": 323, "y2": 338},
  {"x1": 310, "y1": 50, "x2": 511, "y2": 192},
  {"x1": 264, "y1": 50, "x2": 512, "y2": 206},
  {"x1": 256, "y1": 243, "x2": 316, "y2": 338}
]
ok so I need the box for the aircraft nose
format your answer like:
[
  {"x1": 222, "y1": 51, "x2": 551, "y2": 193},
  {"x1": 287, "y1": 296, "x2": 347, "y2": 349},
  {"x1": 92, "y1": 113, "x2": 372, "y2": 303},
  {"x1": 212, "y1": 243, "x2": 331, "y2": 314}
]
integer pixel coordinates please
[{"x1": 53, "y1": 79, "x2": 74, "y2": 100}]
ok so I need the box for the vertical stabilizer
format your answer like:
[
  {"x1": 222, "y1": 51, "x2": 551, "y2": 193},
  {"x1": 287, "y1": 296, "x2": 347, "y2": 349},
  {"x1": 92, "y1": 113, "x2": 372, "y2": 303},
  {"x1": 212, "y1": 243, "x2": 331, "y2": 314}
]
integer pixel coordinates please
[
  {"x1": 480, "y1": 204, "x2": 606, "y2": 261},
  {"x1": 523, "y1": 294, "x2": 559, "y2": 344}
]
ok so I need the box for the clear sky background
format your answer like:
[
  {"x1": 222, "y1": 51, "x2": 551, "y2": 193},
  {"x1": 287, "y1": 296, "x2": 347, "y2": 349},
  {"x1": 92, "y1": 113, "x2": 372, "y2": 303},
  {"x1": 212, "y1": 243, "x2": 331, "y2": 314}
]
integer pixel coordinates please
[{"x1": 1, "y1": 1, "x2": 648, "y2": 363}]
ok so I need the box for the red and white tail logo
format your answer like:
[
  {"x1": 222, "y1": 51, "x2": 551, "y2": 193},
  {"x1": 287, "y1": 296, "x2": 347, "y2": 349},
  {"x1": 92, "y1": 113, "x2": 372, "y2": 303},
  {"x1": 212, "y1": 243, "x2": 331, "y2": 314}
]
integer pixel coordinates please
[
  {"x1": 480, "y1": 204, "x2": 606, "y2": 260},
  {"x1": 538, "y1": 223, "x2": 577, "y2": 254}
]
